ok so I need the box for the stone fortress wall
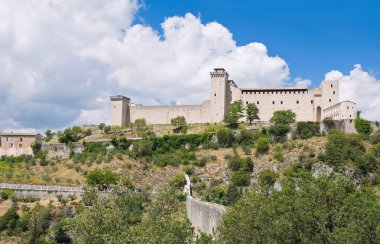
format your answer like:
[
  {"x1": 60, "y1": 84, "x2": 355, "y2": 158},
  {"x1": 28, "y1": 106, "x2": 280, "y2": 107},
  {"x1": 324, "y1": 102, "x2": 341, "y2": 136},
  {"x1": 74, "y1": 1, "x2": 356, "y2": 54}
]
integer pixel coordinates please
[{"x1": 110, "y1": 68, "x2": 357, "y2": 126}]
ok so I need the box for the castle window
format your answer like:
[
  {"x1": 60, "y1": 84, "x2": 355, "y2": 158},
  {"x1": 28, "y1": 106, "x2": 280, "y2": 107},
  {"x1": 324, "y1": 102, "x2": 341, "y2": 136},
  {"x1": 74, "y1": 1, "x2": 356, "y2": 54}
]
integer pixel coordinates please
[
  {"x1": 10, "y1": 143, "x2": 13, "y2": 148},
  {"x1": 331, "y1": 84, "x2": 333, "y2": 88},
  {"x1": 19, "y1": 144, "x2": 22, "y2": 148},
  {"x1": 311, "y1": 100, "x2": 313, "y2": 104},
  {"x1": 347, "y1": 106, "x2": 349, "y2": 109},
  {"x1": 254, "y1": 92, "x2": 256, "y2": 94},
  {"x1": 329, "y1": 99, "x2": 331, "y2": 102},
  {"x1": 246, "y1": 101, "x2": 248, "y2": 105},
  {"x1": 281, "y1": 101, "x2": 283, "y2": 104},
  {"x1": 333, "y1": 91, "x2": 335, "y2": 94},
  {"x1": 296, "y1": 100, "x2": 299, "y2": 104},
  {"x1": 272, "y1": 101, "x2": 275, "y2": 104},
  {"x1": 214, "y1": 93, "x2": 216, "y2": 96},
  {"x1": 20, "y1": 138, "x2": 23, "y2": 142},
  {"x1": 257, "y1": 101, "x2": 260, "y2": 105},
  {"x1": 298, "y1": 91, "x2": 300, "y2": 94},
  {"x1": 250, "y1": 92, "x2": 252, "y2": 94}
]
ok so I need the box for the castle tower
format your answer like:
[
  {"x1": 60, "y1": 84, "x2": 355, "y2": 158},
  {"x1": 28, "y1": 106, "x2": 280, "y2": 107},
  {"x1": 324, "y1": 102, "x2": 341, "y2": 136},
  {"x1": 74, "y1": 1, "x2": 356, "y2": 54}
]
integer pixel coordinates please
[
  {"x1": 321, "y1": 79, "x2": 339, "y2": 110},
  {"x1": 210, "y1": 68, "x2": 229, "y2": 123},
  {"x1": 110, "y1": 95, "x2": 130, "y2": 126}
]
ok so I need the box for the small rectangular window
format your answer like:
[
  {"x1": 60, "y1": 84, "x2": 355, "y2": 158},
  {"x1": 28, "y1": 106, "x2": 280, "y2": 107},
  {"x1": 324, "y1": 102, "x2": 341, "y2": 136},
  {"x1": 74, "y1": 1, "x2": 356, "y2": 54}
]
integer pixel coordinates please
[
  {"x1": 19, "y1": 144, "x2": 23, "y2": 148},
  {"x1": 296, "y1": 101, "x2": 299, "y2": 104},
  {"x1": 246, "y1": 101, "x2": 248, "y2": 105},
  {"x1": 257, "y1": 101, "x2": 259, "y2": 105},
  {"x1": 311, "y1": 100, "x2": 313, "y2": 104},
  {"x1": 281, "y1": 101, "x2": 283, "y2": 104},
  {"x1": 272, "y1": 101, "x2": 275, "y2": 104},
  {"x1": 333, "y1": 91, "x2": 335, "y2": 94},
  {"x1": 331, "y1": 84, "x2": 333, "y2": 88},
  {"x1": 10, "y1": 143, "x2": 13, "y2": 148},
  {"x1": 20, "y1": 138, "x2": 23, "y2": 142},
  {"x1": 329, "y1": 99, "x2": 331, "y2": 102}
]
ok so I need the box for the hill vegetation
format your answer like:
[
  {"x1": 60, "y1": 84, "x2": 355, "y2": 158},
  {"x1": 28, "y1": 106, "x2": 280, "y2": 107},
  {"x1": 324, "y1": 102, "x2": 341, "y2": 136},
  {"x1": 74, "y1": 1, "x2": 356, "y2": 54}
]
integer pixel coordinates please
[{"x1": 1, "y1": 113, "x2": 380, "y2": 243}]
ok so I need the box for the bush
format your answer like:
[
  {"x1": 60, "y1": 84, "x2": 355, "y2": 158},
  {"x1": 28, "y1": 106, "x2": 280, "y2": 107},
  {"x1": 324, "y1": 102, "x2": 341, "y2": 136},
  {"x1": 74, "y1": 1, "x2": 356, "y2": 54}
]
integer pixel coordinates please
[
  {"x1": 296, "y1": 121, "x2": 320, "y2": 139},
  {"x1": 85, "y1": 169, "x2": 119, "y2": 190},
  {"x1": 273, "y1": 151, "x2": 284, "y2": 162},
  {"x1": 231, "y1": 171, "x2": 250, "y2": 187},
  {"x1": 370, "y1": 130, "x2": 380, "y2": 144},
  {"x1": 183, "y1": 166, "x2": 194, "y2": 175},
  {"x1": 217, "y1": 127, "x2": 235, "y2": 147},
  {"x1": 255, "y1": 136, "x2": 270, "y2": 154},
  {"x1": 0, "y1": 205, "x2": 19, "y2": 231},
  {"x1": 323, "y1": 117, "x2": 335, "y2": 131},
  {"x1": 269, "y1": 124, "x2": 290, "y2": 142},
  {"x1": 355, "y1": 118, "x2": 373, "y2": 137},
  {"x1": 171, "y1": 116, "x2": 188, "y2": 134},
  {"x1": 258, "y1": 169, "x2": 277, "y2": 187},
  {"x1": 169, "y1": 174, "x2": 186, "y2": 188},
  {"x1": 1, "y1": 188, "x2": 14, "y2": 200},
  {"x1": 270, "y1": 110, "x2": 296, "y2": 125},
  {"x1": 371, "y1": 144, "x2": 380, "y2": 158}
]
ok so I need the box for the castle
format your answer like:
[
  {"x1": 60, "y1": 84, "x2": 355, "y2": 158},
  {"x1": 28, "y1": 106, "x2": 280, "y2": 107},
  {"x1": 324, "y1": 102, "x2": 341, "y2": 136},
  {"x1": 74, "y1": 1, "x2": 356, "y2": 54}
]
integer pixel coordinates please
[{"x1": 110, "y1": 68, "x2": 356, "y2": 126}]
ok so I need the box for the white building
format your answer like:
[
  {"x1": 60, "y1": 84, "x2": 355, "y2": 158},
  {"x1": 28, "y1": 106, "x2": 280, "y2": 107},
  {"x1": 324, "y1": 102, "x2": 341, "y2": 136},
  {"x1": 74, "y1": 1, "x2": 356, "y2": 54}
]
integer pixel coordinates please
[{"x1": 110, "y1": 68, "x2": 356, "y2": 126}]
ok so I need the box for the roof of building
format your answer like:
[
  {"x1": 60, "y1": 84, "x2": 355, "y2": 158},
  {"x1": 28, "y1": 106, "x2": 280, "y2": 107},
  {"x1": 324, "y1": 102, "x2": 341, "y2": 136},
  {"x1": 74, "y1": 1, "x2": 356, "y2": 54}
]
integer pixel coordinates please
[
  {"x1": 0, "y1": 132, "x2": 42, "y2": 137},
  {"x1": 110, "y1": 95, "x2": 130, "y2": 101}
]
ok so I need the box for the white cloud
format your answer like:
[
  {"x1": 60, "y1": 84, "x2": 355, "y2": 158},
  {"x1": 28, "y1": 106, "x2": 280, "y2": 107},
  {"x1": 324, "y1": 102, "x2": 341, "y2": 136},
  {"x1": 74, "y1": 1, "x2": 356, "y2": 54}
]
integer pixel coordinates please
[
  {"x1": 288, "y1": 77, "x2": 312, "y2": 88},
  {"x1": 325, "y1": 64, "x2": 380, "y2": 121},
  {"x1": 0, "y1": 4, "x2": 290, "y2": 131}
]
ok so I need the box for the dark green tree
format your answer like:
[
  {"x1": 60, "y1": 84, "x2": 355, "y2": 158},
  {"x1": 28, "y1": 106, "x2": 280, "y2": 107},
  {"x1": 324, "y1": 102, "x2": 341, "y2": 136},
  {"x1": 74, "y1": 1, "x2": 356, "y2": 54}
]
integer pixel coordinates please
[
  {"x1": 224, "y1": 100, "x2": 244, "y2": 128},
  {"x1": 246, "y1": 103, "x2": 260, "y2": 125},
  {"x1": 355, "y1": 118, "x2": 373, "y2": 137},
  {"x1": 270, "y1": 110, "x2": 296, "y2": 125},
  {"x1": 171, "y1": 116, "x2": 188, "y2": 134}
]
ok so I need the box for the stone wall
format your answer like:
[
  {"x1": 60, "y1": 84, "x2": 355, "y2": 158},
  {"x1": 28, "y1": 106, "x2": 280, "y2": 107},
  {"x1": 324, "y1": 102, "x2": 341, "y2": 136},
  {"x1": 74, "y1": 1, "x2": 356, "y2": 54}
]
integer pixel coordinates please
[
  {"x1": 41, "y1": 142, "x2": 84, "y2": 159},
  {"x1": 186, "y1": 197, "x2": 226, "y2": 236},
  {"x1": 130, "y1": 100, "x2": 211, "y2": 124}
]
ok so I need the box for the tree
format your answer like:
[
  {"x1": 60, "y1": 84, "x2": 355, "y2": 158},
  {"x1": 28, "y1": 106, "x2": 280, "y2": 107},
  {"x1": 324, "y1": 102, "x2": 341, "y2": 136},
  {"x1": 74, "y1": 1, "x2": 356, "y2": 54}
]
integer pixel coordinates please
[
  {"x1": 246, "y1": 103, "x2": 260, "y2": 125},
  {"x1": 270, "y1": 110, "x2": 296, "y2": 125},
  {"x1": 44, "y1": 130, "x2": 55, "y2": 142},
  {"x1": 216, "y1": 127, "x2": 235, "y2": 147},
  {"x1": 224, "y1": 100, "x2": 244, "y2": 128},
  {"x1": 171, "y1": 116, "x2": 188, "y2": 134},
  {"x1": 129, "y1": 189, "x2": 193, "y2": 243},
  {"x1": 355, "y1": 118, "x2": 373, "y2": 137},
  {"x1": 67, "y1": 190, "x2": 143, "y2": 244},
  {"x1": 85, "y1": 169, "x2": 119, "y2": 190},
  {"x1": 218, "y1": 174, "x2": 380, "y2": 243}
]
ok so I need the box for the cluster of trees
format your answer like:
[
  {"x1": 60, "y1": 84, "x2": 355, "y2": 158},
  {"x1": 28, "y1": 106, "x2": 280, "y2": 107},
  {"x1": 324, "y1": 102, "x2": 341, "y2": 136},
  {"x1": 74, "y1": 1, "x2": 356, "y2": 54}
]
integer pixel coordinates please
[
  {"x1": 224, "y1": 100, "x2": 259, "y2": 128},
  {"x1": 85, "y1": 169, "x2": 119, "y2": 190},
  {"x1": 219, "y1": 172, "x2": 380, "y2": 243}
]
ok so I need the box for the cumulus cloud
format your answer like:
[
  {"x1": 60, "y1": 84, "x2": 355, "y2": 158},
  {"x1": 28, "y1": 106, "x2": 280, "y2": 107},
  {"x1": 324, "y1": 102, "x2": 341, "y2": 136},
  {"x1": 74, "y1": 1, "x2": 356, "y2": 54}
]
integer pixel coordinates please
[
  {"x1": 325, "y1": 64, "x2": 380, "y2": 121},
  {"x1": 0, "y1": 3, "x2": 290, "y2": 131}
]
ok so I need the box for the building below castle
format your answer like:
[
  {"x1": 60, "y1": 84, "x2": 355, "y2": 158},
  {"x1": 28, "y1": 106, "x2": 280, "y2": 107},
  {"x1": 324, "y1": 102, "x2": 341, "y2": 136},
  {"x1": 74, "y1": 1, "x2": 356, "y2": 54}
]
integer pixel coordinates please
[
  {"x1": 0, "y1": 132, "x2": 42, "y2": 157},
  {"x1": 110, "y1": 68, "x2": 356, "y2": 126}
]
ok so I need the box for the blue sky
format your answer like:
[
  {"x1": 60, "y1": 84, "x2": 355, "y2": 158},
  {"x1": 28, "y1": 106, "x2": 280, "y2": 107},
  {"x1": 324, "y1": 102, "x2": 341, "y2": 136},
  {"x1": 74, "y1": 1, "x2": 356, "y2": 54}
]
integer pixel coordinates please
[
  {"x1": 139, "y1": 0, "x2": 380, "y2": 86},
  {"x1": 1, "y1": 0, "x2": 380, "y2": 130}
]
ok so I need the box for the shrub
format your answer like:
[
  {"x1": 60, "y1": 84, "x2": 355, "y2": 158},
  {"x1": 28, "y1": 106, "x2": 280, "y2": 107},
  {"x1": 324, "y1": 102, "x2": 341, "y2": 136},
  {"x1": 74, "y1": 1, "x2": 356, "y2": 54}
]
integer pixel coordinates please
[
  {"x1": 194, "y1": 157, "x2": 208, "y2": 167},
  {"x1": 270, "y1": 110, "x2": 296, "y2": 125},
  {"x1": 86, "y1": 169, "x2": 119, "y2": 190},
  {"x1": 231, "y1": 170, "x2": 250, "y2": 187},
  {"x1": 228, "y1": 155, "x2": 242, "y2": 171},
  {"x1": 169, "y1": 174, "x2": 186, "y2": 188},
  {"x1": 1, "y1": 189, "x2": 14, "y2": 200},
  {"x1": 370, "y1": 129, "x2": 380, "y2": 144},
  {"x1": 273, "y1": 151, "x2": 284, "y2": 162},
  {"x1": 0, "y1": 205, "x2": 19, "y2": 231},
  {"x1": 371, "y1": 144, "x2": 380, "y2": 158},
  {"x1": 296, "y1": 121, "x2": 320, "y2": 139},
  {"x1": 356, "y1": 153, "x2": 379, "y2": 174},
  {"x1": 171, "y1": 116, "x2": 188, "y2": 134},
  {"x1": 183, "y1": 166, "x2": 194, "y2": 175},
  {"x1": 355, "y1": 118, "x2": 373, "y2": 137},
  {"x1": 269, "y1": 124, "x2": 290, "y2": 142},
  {"x1": 255, "y1": 136, "x2": 270, "y2": 154},
  {"x1": 258, "y1": 169, "x2": 277, "y2": 187},
  {"x1": 217, "y1": 127, "x2": 235, "y2": 147},
  {"x1": 202, "y1": 186, "x2": 226, "y2": 205},
  {"x1": 242, "y1": 145, "x2": 251, "y2": 155},
  {"x1": 323, "y1": 117, "x2": 335, "y2": 131}
]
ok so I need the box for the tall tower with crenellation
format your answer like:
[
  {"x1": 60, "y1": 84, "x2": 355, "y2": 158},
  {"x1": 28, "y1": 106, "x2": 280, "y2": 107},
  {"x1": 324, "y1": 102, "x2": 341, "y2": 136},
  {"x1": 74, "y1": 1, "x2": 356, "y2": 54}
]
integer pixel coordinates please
[{"x1": 210, "y1": 68, "x2": 229, "y2": 123}]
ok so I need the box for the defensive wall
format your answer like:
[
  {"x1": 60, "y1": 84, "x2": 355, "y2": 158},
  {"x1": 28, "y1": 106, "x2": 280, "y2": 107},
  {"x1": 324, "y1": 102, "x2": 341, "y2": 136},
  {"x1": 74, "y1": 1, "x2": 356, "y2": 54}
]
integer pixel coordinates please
[
  {"x1": 184, "y1": 174, "x2": 227, "y2": 236},
  {"x1": 130, "y1": 101, "x2": 211, "y2": 125}
]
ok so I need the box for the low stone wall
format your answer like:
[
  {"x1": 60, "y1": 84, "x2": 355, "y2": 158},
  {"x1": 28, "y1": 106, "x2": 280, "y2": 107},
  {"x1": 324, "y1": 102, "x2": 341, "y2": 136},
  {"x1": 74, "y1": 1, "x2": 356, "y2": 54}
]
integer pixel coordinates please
[{"x1": 41, "y1": 142, "x2": 84, "y2": 159}]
